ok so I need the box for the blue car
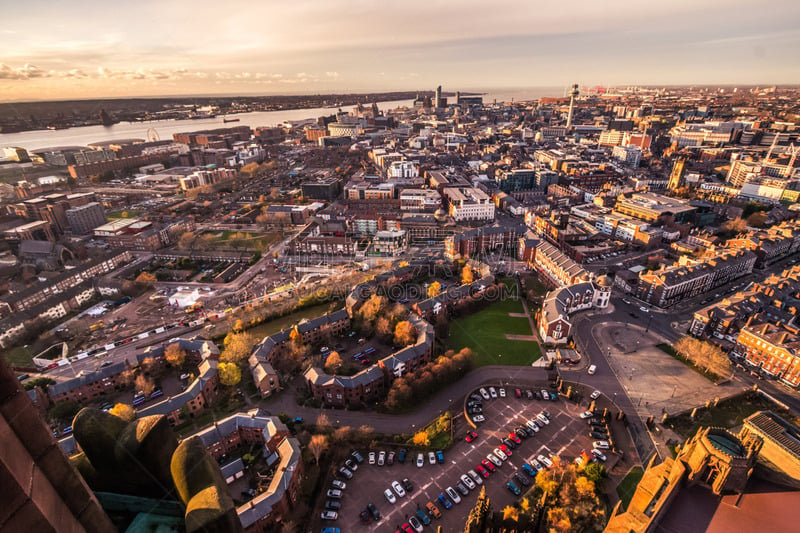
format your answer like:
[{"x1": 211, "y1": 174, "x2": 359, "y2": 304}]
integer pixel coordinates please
[
  {"x1": 435, "y1": 450, "x2": 445, "y2": 463},
  {"x1": 506, "y1": 481, "x2": 521, "y2": 495},
  {"x1": 398, "y1": 448, "x2": 407, "y2": 463},
  {"x1": 522, "y1": 462, "x2": 536, "y2": 477},
  {"x1": 438, "y1": 493, "x2": 452, "y2": 509},
  {"x1": 320, "y1": 528, "x2": 340, "y2": 533},
  {"x1": 416, "y1": 508, "x2": 431, "y2": 525}
]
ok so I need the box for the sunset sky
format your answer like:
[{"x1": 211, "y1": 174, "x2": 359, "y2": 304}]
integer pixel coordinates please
[{"x1": 1, "y1": 0, "x2": 798, "y2": 101}]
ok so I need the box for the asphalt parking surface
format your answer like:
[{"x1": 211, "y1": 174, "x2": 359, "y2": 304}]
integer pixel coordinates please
[{"x1": 329, "y1": 387, "x2": 617, "y2": 532}]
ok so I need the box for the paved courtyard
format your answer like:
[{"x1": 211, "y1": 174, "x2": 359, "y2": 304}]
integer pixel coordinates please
[{"x1": 317, "y1": 386, "x2": 630, "y2": 532}]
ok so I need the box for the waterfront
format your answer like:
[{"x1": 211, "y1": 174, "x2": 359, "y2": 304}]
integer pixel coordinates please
[{"x1": 0, "y1": 87, "x2": 562, "y2": 151}]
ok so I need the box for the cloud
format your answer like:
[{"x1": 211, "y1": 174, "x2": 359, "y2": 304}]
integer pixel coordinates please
[
  {"x1": 0, "y1": 63, "x2": 49, "y2": 80},
  {"x1": 325, "y1": 71, "x2": 339, "y2": 78}
]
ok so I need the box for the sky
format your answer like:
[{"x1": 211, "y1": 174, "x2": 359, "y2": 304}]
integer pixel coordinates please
[{"x1": 1, "y1": 0, "x2": 799, "y2": 101}]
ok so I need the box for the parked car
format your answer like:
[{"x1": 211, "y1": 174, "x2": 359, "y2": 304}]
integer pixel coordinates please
[
  {"x1": 428, "y1": 451, "x2": 436, "y2": 465},
  {"x1": 367, "y1": 502, "x2": 381, "y2": 520},
  {"x1": 391, "y1": 480, "x2": 406, "y2": 497},
  {"x1": 468, "y1": 469, "x2": 484, "y2": 485},
  {"x1": 435, "y1": 450, "x2": 445, "y2": 463},
  {"x1": 481, "y1": 458, "x2": 497, "y2": 472},
  {"x1": 490, "y1": 450, "x2": 506, "y2": 463},
  {"x1": 472, "y1": 414, "x2": 485, "y2": 423},
  {"x1": 426, "y1": 500, "x2": 442, "y2": 518},
  {"x1": 402, "y1": 478, "x2": 413, "y2": 492},
  {"x1": 489, "y1": 387, "x2": 498, "y2": 398},
  {"x1": 331, "y1": 479, "x2": 346, "y2": 490},
  {"x1": 415, "y1": 507, "x2": 432, "y2": 525},
  {"x1": 437, "y1": 493, "x2": 452, "y2": 510},
  {"x1": 387, "y1": 451, "x2": 395, "y2": 465},
  {"x1": 384, "y1": 488, "x2": 397, "y2": 504},
  {"x1": 326, "y1": 489, "x2": 343, "y2": 499},
  {"x1": 590, "y1": 390, "x2": 601, "y2": 399},
  {"x1": 398, "y1": 448, "x2": 407, "y2": 463},
  {"x1": 476, "y1": 464, "x2": 490, "y2": 477},
  {"x1": 593, "y1": 440, "x2": 611, "y2": 450},
  {"x1": 591, "y1": 449, "x2": 608, "y2": 462},
  {"x1": 537, "y1": 454, "x2": 553, "y2": 468},
  {"x1": 580, "y1": 411, "x2": 595, "y2": 419},
  {"x1": 324, "y1": 500, "x2": 341, "y2": 510},
  {"x1": 502, "y1": 438, "x2": 516, "y2": 450},
  {"x1": 455, "y1": 481, "x2": 469, "y2": 496},
  {"x1": 416, "y1": 453, "x2": 424, "y2": 467},
  {"x1": 479, "y1": 388, "x2": 490, "y2": 400},
  {"x1": 378, "y1": 451, "x2": 386, "y2": 466},
  {"x1": 359, "y1": 509, "x2": 371, "y2": 524},
  {"x1": 408, "y1": 515, "x2": 424, "y2": 533},
  {"x1": 525, "y1": 420, "x2": 540, "y2": 432},
  {"x1": 507, "y1": 432, "x2": 521, "y2": 444},
  {"x1": 515, "y1": 427, "x2": 529, "y2": 439},
  {"x1": 461, "y1": 474, "x2": 476, "y2": 490},
  {"x1": 344, "y1": 458, "x2": 358, "y2": 471},
  {"x1": 498, "y1": 444, "x2": 513, "y2": 456},
  {"x1": 537, "y1": 413, "x2": 550, "y2": 425},
  {"x1": 320, "y1": 511, "x2": 338, "y2": 520},
  {"x1": 351, "y1": 450, "x2": 364, "y2": 463},
  {"x1": 526, "y1": 390, "x2": 534, "y2": 400},
  {"x1": 515, "y1": 388, "x2": 522, "y2": 398},
  {"x1": 506, "y1": 481, "x2": 521, "y2": 495},
  {"x1": 521, "y1": 462, "x2": 537, "y2": 477},
  {"x1": 445, "y1": 486, "x2": 462, "y2": 504},
  {"x1": 588, "y1": 365, "x2": 597, "y2": 375},
  {"x1": 590, "y1": 431, "x2": 609, "y2": 440},
  {"x1": 465, "y1": 431, "x2": 478, "y2": 443},
  {"x1": 338, "y1": 467, "x2": 353, "y2": 479},
  {"x1": 498, "y1": 388, "x2": 506, "y2": 398},
  {"x1": 513, "y1": 472, "x2": 531, "y2": 487},
  {"x1": 369, "y1": 451, "x2": 376, "y2": 464}
]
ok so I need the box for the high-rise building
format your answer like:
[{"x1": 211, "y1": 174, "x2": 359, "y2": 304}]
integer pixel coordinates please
[
  {"x1": 434, "y1": 85, "x2": 442, "y2": 109},
  {"x1": 65, "y1": 202, "x2": 107, "y2": 234},
  {"x1": 0, "y1": 358, "x2": 114, "y2": 531}
]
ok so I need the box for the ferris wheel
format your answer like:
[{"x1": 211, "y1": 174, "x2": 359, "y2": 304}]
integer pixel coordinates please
[{"x1": 146, "y1": 127, "x2": 160, "y2": 142}]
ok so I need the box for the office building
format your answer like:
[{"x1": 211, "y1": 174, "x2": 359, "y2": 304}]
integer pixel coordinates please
[{"x1": 65, "y1": 202, "x2": 106, "y2": 234}]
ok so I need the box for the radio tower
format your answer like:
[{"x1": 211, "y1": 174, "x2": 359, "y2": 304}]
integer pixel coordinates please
[{"x1": 566, "y1": 83, "x2": 579, "y2": 129}]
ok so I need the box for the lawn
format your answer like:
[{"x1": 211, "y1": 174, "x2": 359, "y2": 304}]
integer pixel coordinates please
[
  {"x1": 3, "y1": 346, "x2": 35, "y2": 369},
  {"x1": 446, "y1": 298, "x2": 542, "y2": 366},
  {"x1": 616, "y1": 466, "x2": 644, "y2": 511}
]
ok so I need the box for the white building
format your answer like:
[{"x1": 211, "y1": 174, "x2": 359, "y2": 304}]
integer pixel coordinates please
[
  {"x1": 444, "y1": 187, "x2": 495, "y2": 222},
  {"x1": 612, "y1": 145, "x2": 642, "y2": 167},
  {"x1": 399, "y1": 188, "x2": 441, "y2": 211},
  {"x1": 388, "y1": 160, "x2": 419, "y2": 178}
]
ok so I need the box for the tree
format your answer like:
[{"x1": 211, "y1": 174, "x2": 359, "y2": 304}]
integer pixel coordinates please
[
  {"x1": 308, "y1": 434, "x2": 329, "y2": 464},
  {"x1": 464, "y1": 486, "x2": 491, "y2": 533},
  {"x1": 584, "y1": 462, "x2": 605, "y2": 484},
  {"x1": 394, "y1": 320, "x2": 418, "y2": 347},
  {"x1": 316, "y1": 413, "x2": 330, "y2": 428},
  {"x1": 324, "y1": 351, "x2": 343, "y2": 373},
  {"x1": 747, "y1": 211, "x2": 767, "y2": 228},
  {"x1": 332, "y1": 426, "x2": 353, "y2": 442},
  {"x1": 221, "y1": 331, "x2": 255, "y2": 362},
  {"x1": 359, "y1": 294, "x2": 387, "y2": 323},
  {"x1": 720, "y1": 217, "x2": 747, "y2": 235},
  {"x1": 461, "y1": 264, "x2": 474, "y2": 284},
  {"x1": 109, "y1": 403, "x2": 136, "y2": 422},
  {"x1": 233, "y1": 319, "x2": 245, "y2": 332},
  {"x1": 23, "y1": 376, "x2": 56, "y2": 391},
  {"x1": 674, "y1": 336, "x2": 731, "y2": 377},
  {"x1": 177, "y1": 231, "x2": 197, "y2": 250},
  {"x1": 427, "y1": 281, "x2": 441, "y2": 298},
  {"x1": 135, "y1": 374, "x2": 155, "y2": 396},
  {"x1": 412, "y1": 431, "x2": 430, "y2": 446},
  {"x1": 502, "y1": 505, "x2": 519, "y2": 521},
  {"x1": 164, "y1": 342, "x2": 186, "y2": 367},
  {"x1": 218, "y1": 362, "x2": 242, "y2": 387},
  {"x1": 49, "y1": 401, "x2": 81, "y2": 422},
  {"x1": 135, "y1": 271, "x2": 157, "y2": 288}
]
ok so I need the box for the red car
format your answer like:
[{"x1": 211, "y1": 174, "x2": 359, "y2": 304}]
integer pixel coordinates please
[
  {"x1": 508, "y1": 433, "x2": 522, "y2": 445},
  {"x1": 481, "y1": 459, "x2": 496, "y2": 472},
  {"x1": 499, "y1": 444, "x2": 513, "y2": 456},
  {"x1": 465, "y1": 431, "x2": 478, "y2": 443},
  {"x1": 515, "y1": 388, "x2": 522, "y2": 398},
  {"x1": 401, "y1": 523, "x2": 414, "y2": 533},
  {"x1": 475, "y1": 464, "x2": 490, "y2": 478}
]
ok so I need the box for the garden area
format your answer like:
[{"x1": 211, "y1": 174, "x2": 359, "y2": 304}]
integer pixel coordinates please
[
  {"x1": 615, "y1": 466, "x2": 644, "y2": 511},
  {"x1": 410, "y1": 412, "x2": 452, "y2": 449},
  {"x1": 446, "y1": 298, "x2": 542, "y2": 366}
]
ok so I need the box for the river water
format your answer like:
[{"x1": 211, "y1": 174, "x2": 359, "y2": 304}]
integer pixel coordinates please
[{"x1": 0, "y1": 87, "x2": 562, "y2": 151}]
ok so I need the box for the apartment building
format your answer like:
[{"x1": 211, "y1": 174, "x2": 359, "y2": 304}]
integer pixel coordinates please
[
  {"x1": 533, "y1": 241, "x2": 589, "y2": 288},
  {"x1": 443, "y1": 187, "x2": 494, "y2": 222},
  {"x1": 539, "y1": 276, "x2": 611, "y2": 344}
]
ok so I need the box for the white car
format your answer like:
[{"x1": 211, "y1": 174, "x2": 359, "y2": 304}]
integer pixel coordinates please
[
  {"x1": 593, "y1": 440, "x2": 610, "y2": 450},
  {"x1": 580, "y1": 411, "x2": 595, "y2": 419},
  {"x1": 321, "y1": 511, "x2": 338, "y2": 520},
  {"x1": 526, "y1": 420, "x2": 540, "y2": 432},
  {"x1": 591, "y1": 449, "x2": 607, "y2": 462},
  {"x1": 391, "y1": 480, "x2": 406, "y2": 498},
  {"x1": 489, "y1": 387, "x2": 497, "y2": 399},
  {"x1": 461, "y1": 474, "x2": 476, "y2": 490},
  {"x1": 541, "y1": 389, "x2": 549, "y2": 399},
  {"x1": 445, "y1": 486, "x2": 462, "y2": 504},
  {"x1": 537, "y1": 413, "x2": 550, "y2": 425},
  {"x1": 493, "y1": 448, "x2": 508, "y2": 461},
  {"x1": 416, "y1": 453, "x2": 424, "y2": 467},
  {"x1": 590, "y1": 390, "x2": 601, "y2": 400},
  {"x1": 428, "y1": 451, "x2": 436, "y2": 465},
  {"x1": 378, "y1": 451, "x2": 386, "y2": 466},
  {"x1": 640, "y1": 306, "x2": 649, "y2": 313},
  {"x1": 472, "y1": 414, "x2": 485, "y2": 423},
  {"x1": 588, "y1": 365, "x2": 597, "y2": 375},
  {"x1": 479, "y1": 387, "x2": 490, "y2": 400},
  {"x1": 331, "y1": 479, "x2": 346, "y2": 490},
  {"x1": 468, "y1": 469, "x2": 483, "y2": 485},
  {"x1": 498, "y1": 388, "x2": 506, "y2": 398},
  {"x1": 537, "y1": 454, "x2": 553, "y2": 468},
  {"x1": 384, "y1": 488, "x2": 396, "y2": 504},
  {"x1": 369, "y1": 451, "x2": 376, "y2": 465},
  {"x1": 486, "y1": 453, "x2": 502, "y2": 467},
  {"x1": 531, "y1": 459, "x2": 544, "y2": 470}
]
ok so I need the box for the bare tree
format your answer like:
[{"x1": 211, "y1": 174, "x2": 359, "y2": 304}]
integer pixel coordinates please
[{"x1": 308, "y1": 434, "x2": 329, "y2": 464}]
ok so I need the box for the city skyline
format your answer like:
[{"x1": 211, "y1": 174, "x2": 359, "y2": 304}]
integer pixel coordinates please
[{"x1": 2, "y1": 0, "x2": 800, "y2": 101}]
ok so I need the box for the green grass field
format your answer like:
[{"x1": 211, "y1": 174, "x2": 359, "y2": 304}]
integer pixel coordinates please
[
  {"x1": 446, "y1": 298, "x2": 542, "y2": 366},
  {"x1": 3, "y1": 346, "x2": 35, "y2": 369},
  {"x1": 616, "y1": 466, "x2": 644, "y2": 510}
]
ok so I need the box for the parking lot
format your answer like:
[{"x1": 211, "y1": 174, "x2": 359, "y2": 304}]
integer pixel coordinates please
[{"x1": 324, "y1": 386, "x2": 622, "y2": 532}]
